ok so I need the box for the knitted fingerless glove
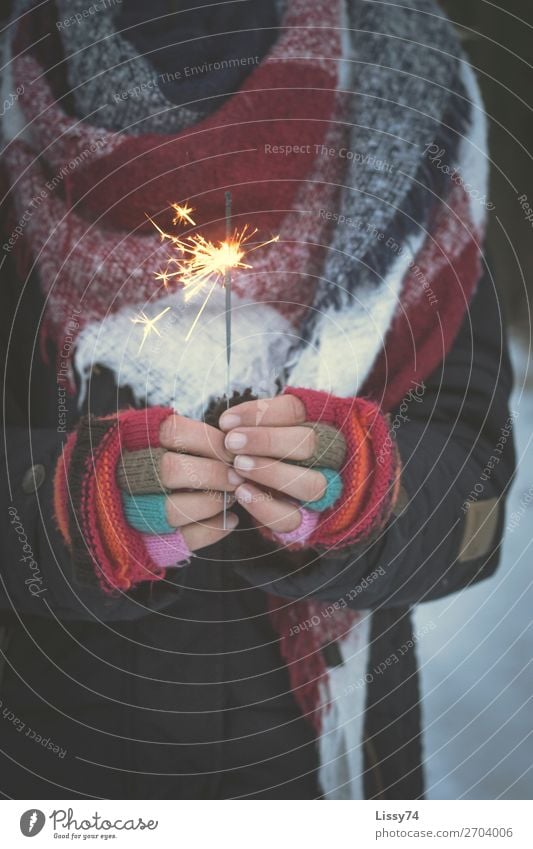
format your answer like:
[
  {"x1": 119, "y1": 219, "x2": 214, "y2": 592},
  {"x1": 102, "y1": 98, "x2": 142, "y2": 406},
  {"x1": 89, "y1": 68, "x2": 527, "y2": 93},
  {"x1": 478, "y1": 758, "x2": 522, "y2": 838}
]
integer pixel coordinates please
[
  {"x1": 263, "y1": 387, "x2": 401, "y2": 552},
  {"x1": 53, "y1": 406, "x2": 191, "y2": 593}
]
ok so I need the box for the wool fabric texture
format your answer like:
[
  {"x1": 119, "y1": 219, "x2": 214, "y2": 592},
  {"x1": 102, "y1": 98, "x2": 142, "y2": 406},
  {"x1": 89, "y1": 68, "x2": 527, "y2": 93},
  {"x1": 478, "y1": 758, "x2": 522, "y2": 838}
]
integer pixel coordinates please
[
  {"x1": 53, "y1": 407, "x2": 174, "y2": 591},
  {"x1": 303, "y1": 468, "x2": 344, "y2": 513},
  {"x1": 254, "y1": 387, "x2": 400, "y2": 556},
  {"x1": 114, "y1": 0, "x2": 282, "y2": 117},
  {"x1": 122, "y1": 493, "x2": 175, "y2": 535},
  {"x1": 117, "y1": 447, "x2": 168, "y2": 494},
  {"x1": 292, "y1": 423, "x2": 347, "y2": 471},
  {"x1": 284, "y1": 388, "x2": 402, "y2": 550},
  {"x1": 272, "y1": 508, "x2": 319, "y2": 548},
  {"x1": 144, "y1": 531, "x2": 191, "y2": 569}
]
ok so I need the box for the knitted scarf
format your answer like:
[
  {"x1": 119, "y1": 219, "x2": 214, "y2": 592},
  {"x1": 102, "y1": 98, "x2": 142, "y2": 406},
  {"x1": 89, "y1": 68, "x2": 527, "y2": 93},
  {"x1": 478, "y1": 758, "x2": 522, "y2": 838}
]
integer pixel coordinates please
[{"x1": 1, "y1": 0, "x2": 488, "y2": 798}]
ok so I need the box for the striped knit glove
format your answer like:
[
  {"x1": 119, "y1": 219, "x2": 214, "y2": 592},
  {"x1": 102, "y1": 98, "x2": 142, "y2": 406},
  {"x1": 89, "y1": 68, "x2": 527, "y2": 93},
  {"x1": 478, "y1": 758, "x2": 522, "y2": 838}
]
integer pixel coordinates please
[
  {"x1": 262, "y1": 387, "x2": 401, "y2": 552},
  {"x1": 53, "y1": 406, "x2": 191, "y2": 594}
]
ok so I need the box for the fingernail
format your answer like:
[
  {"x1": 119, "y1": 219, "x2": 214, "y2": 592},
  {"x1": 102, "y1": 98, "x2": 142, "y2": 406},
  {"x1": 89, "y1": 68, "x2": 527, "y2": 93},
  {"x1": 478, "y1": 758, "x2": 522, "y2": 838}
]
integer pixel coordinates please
[
  {"x1": 236, "y1": 484, "x2": 253, "y2": 504},
  {"x1": 234, "y1": 455, "x2": 255, "y2": 471},
  {"x1": 228, "y1": 469, "x2": 245, "y2": 485},
  {"x1": 225, "y1": 431, "x2": 247, "y2": 450},
  {"x1": 219, "y1": 413, "x2": 240, "y2": 431},
  {"x1": 226, "y1": 512, "x2": 239, "y2": 529}
]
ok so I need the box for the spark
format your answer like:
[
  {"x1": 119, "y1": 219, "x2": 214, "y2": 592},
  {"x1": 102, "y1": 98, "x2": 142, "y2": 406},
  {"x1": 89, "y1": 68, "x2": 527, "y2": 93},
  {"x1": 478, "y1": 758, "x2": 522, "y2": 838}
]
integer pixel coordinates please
[
  {"x1": 144, "y1": 203, "x2": 196, "y2": 254},
  {"x1": 28, "y1": 812, "x2": 37, "y2": 833},
  {"x1": 152, "y1": 224, "x2": 279, "y2": 340},
  {"x1": 146, "y1": 214, "x2": 181, "y2": 246},
  {"x1": 131, "y1": 306, "x2": 171, "y2": 353},
  {"x1": 171, "y1": 201, "x2": 196, "y2": 227},
  {"x1": 154, "y1": 266, "x2": 173, "y2": 287}
]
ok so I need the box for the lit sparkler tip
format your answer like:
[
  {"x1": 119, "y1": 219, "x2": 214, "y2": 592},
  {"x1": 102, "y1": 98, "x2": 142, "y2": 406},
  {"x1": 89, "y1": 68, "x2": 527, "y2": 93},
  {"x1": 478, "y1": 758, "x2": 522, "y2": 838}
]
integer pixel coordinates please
[
  {"x1": 146, "y1": 203, "x2": 279, "y2": 341},
  {"x1": 131, "y1": 306, "x2": 171, "y2": 353}
]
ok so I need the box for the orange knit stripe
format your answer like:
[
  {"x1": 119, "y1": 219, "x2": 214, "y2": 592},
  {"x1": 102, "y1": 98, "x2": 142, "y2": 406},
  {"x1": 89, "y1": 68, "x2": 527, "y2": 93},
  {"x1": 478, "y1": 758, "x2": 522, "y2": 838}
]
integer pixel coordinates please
[
  {"x1": 53, "y1": 431, "x2": 77, "y2": 547},
  {"x1": 95, "y1": 449, "x2": 132, "y2": 586},
  {"x1": 322, "y1": 412, "x2": 373, "y2": 534},
  {"x1": 53, "y1": 462, "x2": 70, "y2": 544}
]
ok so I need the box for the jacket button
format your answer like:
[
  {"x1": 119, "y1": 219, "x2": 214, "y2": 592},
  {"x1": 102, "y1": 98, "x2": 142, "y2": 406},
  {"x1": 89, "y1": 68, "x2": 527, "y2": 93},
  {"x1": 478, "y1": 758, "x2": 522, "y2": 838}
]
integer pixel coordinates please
[{"x1": 21, "y1": 464, "x2": 46, "y2": 494}]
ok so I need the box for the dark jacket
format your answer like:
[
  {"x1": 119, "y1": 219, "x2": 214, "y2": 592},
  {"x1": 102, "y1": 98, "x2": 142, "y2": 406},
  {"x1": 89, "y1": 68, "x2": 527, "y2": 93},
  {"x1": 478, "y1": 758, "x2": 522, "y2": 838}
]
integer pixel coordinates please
[{"x1": 0, "y1": 249, "x2": 516, "y2": 799}]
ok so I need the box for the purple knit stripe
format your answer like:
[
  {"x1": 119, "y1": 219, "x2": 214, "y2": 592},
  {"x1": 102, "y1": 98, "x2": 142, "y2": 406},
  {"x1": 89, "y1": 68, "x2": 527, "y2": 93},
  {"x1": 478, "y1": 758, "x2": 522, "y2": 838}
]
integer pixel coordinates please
[
  {"x1": 275, "y1": 508, "x2": 319, "y2": 546},
  {"x1": 144, "y1": 530, "x2": 191, "y2": 568}
]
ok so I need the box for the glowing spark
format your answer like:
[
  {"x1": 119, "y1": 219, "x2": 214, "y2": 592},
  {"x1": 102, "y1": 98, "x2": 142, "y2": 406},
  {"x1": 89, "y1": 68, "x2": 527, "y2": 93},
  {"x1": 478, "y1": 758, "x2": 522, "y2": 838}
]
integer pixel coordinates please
[
  {"x1": 171, "y1": 201, "x2": 196, "y2": 227},
  {"x1": 131, "y1": 306, "x2": 171, "y2": 353},
  {"x1": 154, "y1": 267, "x2": 172, "y2": 288},
  {"x1": 145, "y1": 214, "x2": 182, "y2": 246}
]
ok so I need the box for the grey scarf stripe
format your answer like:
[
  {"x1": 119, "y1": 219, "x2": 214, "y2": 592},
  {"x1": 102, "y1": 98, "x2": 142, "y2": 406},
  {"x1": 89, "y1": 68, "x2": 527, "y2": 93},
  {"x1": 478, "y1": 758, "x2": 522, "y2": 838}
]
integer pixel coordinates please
[
  {"x1": 56, "y1": 0, "x2": 209, "y2": 134},
  {"x1": 56, "y1": 0, "x2": 289, "y2": 135}
]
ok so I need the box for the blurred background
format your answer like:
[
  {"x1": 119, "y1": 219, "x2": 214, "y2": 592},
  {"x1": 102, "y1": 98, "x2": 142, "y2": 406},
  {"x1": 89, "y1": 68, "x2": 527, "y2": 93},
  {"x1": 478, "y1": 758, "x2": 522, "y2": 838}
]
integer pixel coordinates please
[
  {"x1": 440, "y1": 0, "x2": 532, "y2": 331},
  {"x1": 418, "y1": 0, "x2": 533, "y2": 800},
  {"x1": 1, "y1": 0, "x2": 531, "y2": 799}
]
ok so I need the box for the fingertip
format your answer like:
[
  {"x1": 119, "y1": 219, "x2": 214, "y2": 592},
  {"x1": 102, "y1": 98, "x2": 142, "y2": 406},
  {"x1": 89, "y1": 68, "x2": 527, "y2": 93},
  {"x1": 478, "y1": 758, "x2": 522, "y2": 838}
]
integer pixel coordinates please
[
  {"x1": 235, "y1": 484, "x2": 254, "y2": 504},
  {"x1": 219, "y1": 413, "x2": 241, "y2": 431},
  {"x1": 225, "y1": 511, "x2": 239, "y2": 529},
  {"x1": 228, "y1": 469, "x2": 245, "y2": 486},
  {"x1": 159, "y1": 413, "x2": 178, "y2": 447}
]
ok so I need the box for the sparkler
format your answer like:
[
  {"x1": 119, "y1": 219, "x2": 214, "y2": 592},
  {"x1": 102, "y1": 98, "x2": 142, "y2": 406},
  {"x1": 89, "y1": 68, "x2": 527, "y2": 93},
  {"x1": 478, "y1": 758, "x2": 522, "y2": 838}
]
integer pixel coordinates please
[
  {"x1": 137, "y1": 197, "x2": 279, "y2": 525},
  {"x1": 224, "y1": 190, "x2": 232, "y2": 409},
  {"x1": 140, "y1": 202, "x2": 278, "y2": 357},
  {"x1": 150, "y1": 221, "x2": 279, "y2": 341},
  {"x1": 223, "y1": 191, "x2": 232, "y2": 529}
]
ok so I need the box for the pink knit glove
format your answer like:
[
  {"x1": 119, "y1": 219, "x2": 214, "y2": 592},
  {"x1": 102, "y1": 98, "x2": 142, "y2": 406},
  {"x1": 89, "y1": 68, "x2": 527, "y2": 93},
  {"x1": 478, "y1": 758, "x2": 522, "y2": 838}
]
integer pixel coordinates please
[{"x1": 260, "y1": 387, "x2": 400, "y2": 550}]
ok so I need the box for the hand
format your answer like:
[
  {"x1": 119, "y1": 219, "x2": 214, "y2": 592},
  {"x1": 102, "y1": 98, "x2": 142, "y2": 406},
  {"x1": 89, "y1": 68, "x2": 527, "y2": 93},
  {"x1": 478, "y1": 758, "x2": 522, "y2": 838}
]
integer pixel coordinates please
[
  {"x1": 219, "y1": 396, "x2": 328, "y2": 535},
  {"x1": 157, "y1": 414, "x2": 244, "y2": 550}
]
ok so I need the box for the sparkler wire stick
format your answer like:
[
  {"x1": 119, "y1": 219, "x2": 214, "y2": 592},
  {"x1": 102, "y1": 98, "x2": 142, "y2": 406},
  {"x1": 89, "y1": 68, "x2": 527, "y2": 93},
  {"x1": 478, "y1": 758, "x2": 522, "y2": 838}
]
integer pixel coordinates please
[
  {"x1": 224, "y1": 191, "x2": 232, "y2": 529},
  {"x1": 224, "y1": 191, "x2": 232, "y2": 406}
]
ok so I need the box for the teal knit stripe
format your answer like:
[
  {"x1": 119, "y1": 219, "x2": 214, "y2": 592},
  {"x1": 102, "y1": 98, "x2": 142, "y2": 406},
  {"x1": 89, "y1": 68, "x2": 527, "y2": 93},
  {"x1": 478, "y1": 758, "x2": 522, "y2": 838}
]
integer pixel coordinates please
[
  {"x1": 122, "y1": 493, "x2": 175, "y2": 534},
  {"x1": 303, "y1": 467, "x2": 343, "y2": 512}
]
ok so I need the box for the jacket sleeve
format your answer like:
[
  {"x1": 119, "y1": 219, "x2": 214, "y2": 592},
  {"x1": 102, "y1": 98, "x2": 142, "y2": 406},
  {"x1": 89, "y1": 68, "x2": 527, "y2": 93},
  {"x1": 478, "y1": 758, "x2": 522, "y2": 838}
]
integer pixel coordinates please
[
  {"x1": 1, "y1": 424, "x2": 186, "y2": 622},
  {"x1": 235, "y1": 269, "x2": 516, "y2": 607}
]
